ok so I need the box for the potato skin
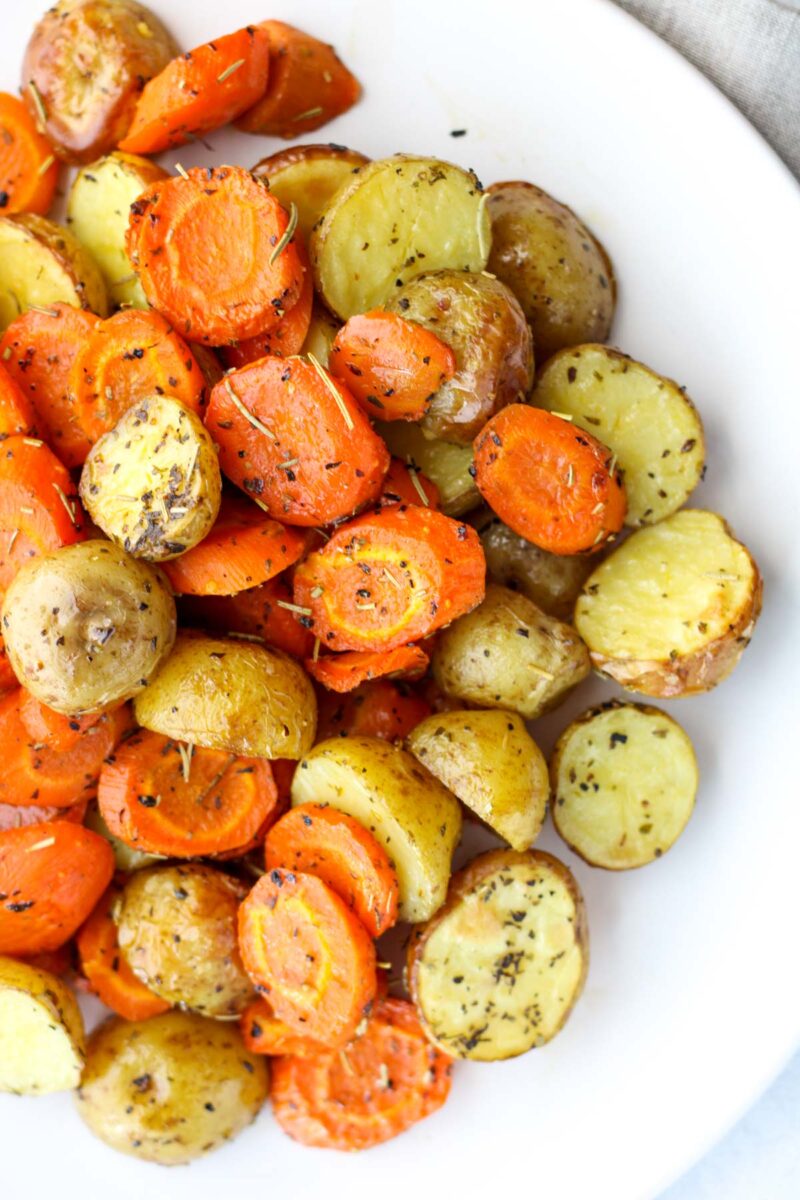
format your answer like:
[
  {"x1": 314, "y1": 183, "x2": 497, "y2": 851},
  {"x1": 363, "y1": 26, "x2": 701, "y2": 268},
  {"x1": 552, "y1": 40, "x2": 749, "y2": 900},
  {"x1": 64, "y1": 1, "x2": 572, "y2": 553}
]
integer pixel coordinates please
[
  {"x1": 388, "y1": 270, "x2": 533, "y2": 444},
  {"x1": 432, "y1": 583, "x2": 591, "y2": 719},
  {"x1": 22, "y1": 0, "x2": 177, "y2": 163},
  {"x1": 487, "y1": 181, "x2": 615, "y2": 361},
  {"x1": 133, "y1": 633, "x2": 317, "y2": 759},
  {"x1": 0, "y1": 214, "x2": 109, "y2": 330},
  {"x1": 76, "y1": 1010, "x2": 269, "y2": 1164},
  {"x1": 1, "y1": 540, "x2": 177, "y2": 714},
  {"x1": 0, "y1": 956, "x2": 85, "y2": 1094},
  {"x1": 117, "y1": 865, "x2": 253, "y2": 1017},
  {"x1": 374, "y1": 420, "x2": 479, "y2": 516}
]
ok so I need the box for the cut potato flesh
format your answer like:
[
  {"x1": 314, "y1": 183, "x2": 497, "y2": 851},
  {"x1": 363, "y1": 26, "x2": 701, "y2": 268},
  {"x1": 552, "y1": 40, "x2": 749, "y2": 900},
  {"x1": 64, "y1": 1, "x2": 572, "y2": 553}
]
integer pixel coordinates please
[
  {"x1": 0, "y1": 955, "x2": 85, "y2": 1094},
  {"x1": 374, "y1": 420, "x2": 479, "y2": 517},
  {"x1": 0, "y1": 214, "x2": 108, "y2": 331},
  {"x1": 310, "y1": 156, "x2": 490, "y2": 319},
  {"x1": 574, "y1": 509, "x2": 761, "y2": 696},
  {"x1": 408, "y1": 850, "x2": 587, "y2": 1060},
  {"x1": 253, "y1": 145, "x2": 369, "y2": 242},
  {"x1": 551, "y1": 702, "x2": 698, "y2": 868},
  {"x1": 533, "y1": 344, "x2": 705, "y2": 525}
]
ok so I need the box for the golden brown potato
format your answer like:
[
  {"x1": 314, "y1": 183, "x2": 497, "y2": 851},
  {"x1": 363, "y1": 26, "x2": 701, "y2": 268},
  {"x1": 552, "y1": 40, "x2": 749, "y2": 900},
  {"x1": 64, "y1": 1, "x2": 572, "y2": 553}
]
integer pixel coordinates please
[
  {"x1": 0, "y1": 213, "x2": 108, "y2": 331},
  {"x1": 0, "y1": 956, "x2": 85, "y2": 1094},
  {"x1": 387, "y1": 270, "x2": 533, "y2": 443},
  {"x1": 253, "y1": 143, "x2": 370, "y2": 242},
  {"x1": 84, "y1": 802, "x2": 164, "y2": 872},
  {"x1": 1, "y1": 540, "x2": 177, "y2": 714},
  {"x1": 407, "y1": 709, "x2": 549, "y2": 850},
  {"x1": 432, "y1": 583, "x2": 591, "y2": 719},
  {"x1": 76, "y1": 1010, "x2": 269, "y2": 1164},
  {"x1": 22, "y1": 0, "x2": 177, "y2": 163},
  {"x1": 133, "y1": 633, "x2": 317, "y2": 759},
  {"x1": 300, "y1": 301, "x2": 341, "y2": 367},
  {"x1": 487, "y1": 181, "x2": 615, "y2": 361},
  {"x1": 574, "y1": 510, "x2": 762, "y2": 696},
  {"x1": 408, "y1": 849, "x2": 588, "y2": 1060},
  {"x1": 117, "y1": 865, "x2": 253, "y2": 1016},
  {"x1": 374, "y1": 420, "x2": 480, "y2": 516}
]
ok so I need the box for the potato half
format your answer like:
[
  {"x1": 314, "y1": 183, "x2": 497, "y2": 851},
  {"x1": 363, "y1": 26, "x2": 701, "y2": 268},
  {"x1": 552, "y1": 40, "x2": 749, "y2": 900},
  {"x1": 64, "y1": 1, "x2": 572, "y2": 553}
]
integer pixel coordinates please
[
  {"x1": 133, "y1": 633, "x2": 317, "y2": 758},
  {"x1": 408, "y1": 849, "x2": 588, "y2": 1060},
  {"x1": 375, "y1": 420, "x2": 479, "y2": 517},
  {"x1": 0, "y1": 956, "x2": 86, "y2": 1094},
  {"x1": 0, "y1": 214, "x2": 108, "y2": 332},
  {"x1": 551, "y1": 701, "x2": 698, "y2": 869},
  {"x1": 407, "y1": 710, "x2": 549, "y2": 851},
  {"x1": 76, "y1": 1010, "x2": 269, "y2": 1165},
  {"x1": 80, "y1": 395, "x2": 222, "y2": 561},
  {"x1": 67, "y1": 152, "x2": 168, "y2": 308},
  {"x1": 533, "y1": 345, "x2": 705, "y2": 525},
  {"x1": 300, "y1": 301, "x2": 341, "y2": 367},
  {"x1": 253, "y1": 143, "x2": 370, "y2": 242},
  {"x1": 574, "y1": 510, "x2": 762, "y2": 696},
  {"x1": 84, "y1": 802, "x2": 163, "y2": 872},
  {"x1": 310, "y1": 155, "x2": 490, "y2": 318},
  {"x1": 291, "y1": 736, "x2": 462, "y2": 922}
]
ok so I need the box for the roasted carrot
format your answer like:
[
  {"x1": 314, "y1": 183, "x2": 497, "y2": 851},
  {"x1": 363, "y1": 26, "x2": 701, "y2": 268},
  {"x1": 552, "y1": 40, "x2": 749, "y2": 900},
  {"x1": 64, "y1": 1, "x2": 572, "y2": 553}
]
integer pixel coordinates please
[
  {"x1": 0, "y1": 634, "x2": 18, "y2": 694},
  {"x1": 118, "y1": 26, "x2": 271, "y2": 155},
  {"x1": 178, "y1": 575, "x2": 315, "y2": 660},
  {"x1": 235, "y1": 21, "x2": 361, "y2": 138},
  {"x1": 76, "y1": 882, "x2": 171, "y2": 1021},
  {"x1": 0, "y1": 304, "x2": 100, "y2": 468},
  {"x1": 317, "y1": 679, "x2": 432, "y2": 742},
  {"x1": 97, "y1": 729, "x2": 280, "y2": 858},
  {"x1": 238, "y1": 868, "x2": 377, "y2": 1047},
  {"x1": 241, "y1": 996, "x2": 332, "y2": 1057},
  {"x1": 271, "y1": 996, "x2": 453, "y2": 1150},
  {"x1": 0, "y1": 92, "x2": 59, "y2": 215},
  {"x1": 18, "y1": 690, "x2": 106, "y2": 753},
  {"x1": 127, "y1": 165, "x2": 305, "y2": 345},
  {"x1": 0, "y1": 690, "x2": 132, "y2": 809},
  {"x1": 0, "y1": 821, "x2": 114, "y2": 954},
  {"x1": 0, "y1": 362, "x2": 35, "y2": 438},
  {"x1": 0, "y1": 796, "x2": 87, "y2": 832},
  {"x1": 0, "y1": 436, "x2": 85, "y2": 592},
  {"x1": 307, "y1": 644, "x2": 429, "y2": 693},
  {"x1": 293, "y1": 504, "x2": 485, "y2": 651},
  {"x1": 161, "y1": 494, "x2": 308, "y2": 596},
  {"x1": 330, "y1": 311, "x2": 456, "y2": 421},
  {"x1": 271, "y1": 758, "x2": 297, "y2": 807},
  {"x1": 69, "y1": 308, "x2": 206, "y2": 443},
  {"x1": 220, "y1": 241, "x2": 314, "y2": 369},
  {"x1": 265, "y1": 804, "x2": 399, "y2": 938},
  {"x1": 378, "y1": 457, "x2": 441, "y2": 511},
  {"x1": 474, "y1": 404, "x2": 627, "y2": 554}
]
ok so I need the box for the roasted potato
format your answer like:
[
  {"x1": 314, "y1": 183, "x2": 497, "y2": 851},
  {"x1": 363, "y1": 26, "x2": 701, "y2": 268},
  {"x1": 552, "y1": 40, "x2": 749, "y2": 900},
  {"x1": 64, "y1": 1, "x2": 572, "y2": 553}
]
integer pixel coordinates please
[
  {"x1": 310, "y1": 156, "x2": 491, "y2": 319},
  {"x1": 300, "y1": 301, "x2": 341, "y2": 366},
  {"x1": 1, "y1": 540, "x2": 177, "y2": 714},
  {"x1": 67, "y1": 152, "x2": 168, "y2": 308},
  {"x1": 574, "y1": 510, "x2": 762, "y2": 696},
  {"x1": 291, "y1": 736, "x2": 462, "y2": 922},
  {"x1": 0, "y1": 213, "x2": 108, "y2": 332},
  {"x1": 407, "y1": 710, "x2": 549, "y2": 851},
  {"x1": 22, "y1": 0, "x2": 177, "y2": 164},
  {"x1": 84, "y1": 802, "x2": 163, "y2": 872},
  {"x1": 387, "y1": 270, "x2": 533, "y2": 443},
  {"x1": 253, "y1": 143, "x2": 370, "y2": 242},
  {"x1": 432, "y1": 583, "x2": 591, "y2": 719},
  {"x1": 487, "y1": 181, "x2": 615, "y2": 361},
  {"x1": 374, "y1": 420, "x2": 479, "y2": 516},
  {"x1": 133, "y1": 633, "x2": 317, "y2": 759},
  {"x1": 469, "y1": 504, "x2": 596, "y2": 620},
  {"x1": 117, "y1": 865, "x2": 253, "y2": 1017},
  {"x1": 408, "y1": 849, "x2": 588, "y2": 1060},
  {"x1": 533, "y1": 345, "x2": 706, "y2": 525},
  {"x1": 0, "y1": 956, "x2": 85, "y2": 1094},
  {"x1": 80, "y1": 396, "x2": 222, "y2": 561},
  {"x1": 76, "y1": 1010, "x2": 268, "y2": 1164},
  {"x1": 551, "y1": 701, "x2": 698, "y2": 869}
]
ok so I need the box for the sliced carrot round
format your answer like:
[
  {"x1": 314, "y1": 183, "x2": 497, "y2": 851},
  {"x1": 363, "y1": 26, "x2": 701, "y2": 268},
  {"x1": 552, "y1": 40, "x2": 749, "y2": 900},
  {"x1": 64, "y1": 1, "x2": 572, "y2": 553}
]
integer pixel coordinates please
[
  {"x1": 0, "y1": 303, "x2": 100, "y2": 468},
  {"x1": 119, "y1": 26, "x2": 271, "y2": 156},
  {"x1": 241, "y1": 995, "x2": 331, "y2": 1057},
  {"x1": 127, "y1": 166, "x2": 305, "y2": 345},
  {"x1": 271, "y1": 996, "x2": 453, "y2": 1150},
  {"x1": 206, "y1": 355, "x2": 389, "y2": 525},
  {"x1": 330, "y1": 310, "x2": 456, "y2": 421},
  {"x1": 317, "y1": 679, "x2": 431, "y2": 742},
  {"x1": 474, "y1": 404, "x2": 627, "y2": 554},
  {"x1": 378, "y1": 457, "x2": 441, "y2": 511},
  {"x1": 0, "y1": 436, "x2": 85, "y2": 592},
  {"x1": 18, "y1": 691, "x2": 107, "y2": 753},
  {"x1": 238, "y1": 867, "x2": 377, "y2": 1048},
  {"x1": 220, "y1": 240, "x2": 314, "y2": 368},
  {"x1": 0, "y1": 821, "x2": 114, "y2": 954},
  {"x1": 0, "y1": 362, "x2": 36, "y2": 438},
  {"x1": 97, "y1": 729, "x2": 280, "y2": 858},
  {"x1": 0, "y1": 91, "x2": 59, "y2": 215},
  {"x1": 307, "y1": 644, "x2": 429, "y2": 694},
  {"x1": 178, "y1": 574, "x2": 315, "y2": 659},
  {"x1": 0, "y1": 634, "x2": 18, "y2": 694},
  {"x1": 76, "y1": 882, "x2": 171, "y2": 1021},
  {"x1": 293, "y1": 504, "x2": 485, "y2": 651}
]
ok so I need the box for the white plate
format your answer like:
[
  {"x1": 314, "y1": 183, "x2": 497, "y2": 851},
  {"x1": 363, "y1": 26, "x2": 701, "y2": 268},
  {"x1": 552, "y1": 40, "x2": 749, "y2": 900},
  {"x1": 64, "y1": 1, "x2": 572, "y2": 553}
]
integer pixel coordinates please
[{"x1": 2, "y1": 2, "x2": 799, "y2": 1197}]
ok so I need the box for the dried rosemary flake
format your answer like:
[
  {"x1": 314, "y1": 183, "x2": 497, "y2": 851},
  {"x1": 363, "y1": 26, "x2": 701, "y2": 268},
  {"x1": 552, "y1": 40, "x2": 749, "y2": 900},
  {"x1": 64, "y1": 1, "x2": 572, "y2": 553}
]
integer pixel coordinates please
[
  {"x1": 112, "y1": 274, "x2": 137, "y2": 287},
  {"x1": 476, "y1": 191, "x2": 490, "y2": 261},
  {"x1": 550, "y1": 411, "x2": 574, "y2": 422},
  {"x1": 565, "y1": 464, "x2": 574, "y2": 486},
  {"x1": 277, "y1": 457, "x2": 299, "y2": 471},
  {"x1": 382, "y1": 568, "x2": 401, "y2": 588},
  {"x1": 276, "y1": 600, "x2": 312, "y2": 616},
  {"x1": 177, "y1": 741, "x2": 193, "y2": 784},
  {"x1": 224, "y1": 377, "x2": 278, "y2": 440},
  {"x1": 137, "y1": 20, "x2": 154, "y2": 38},
  {"x1": 355, "y1": 601, "x2": 376, "y2": 611},
  {"x1": 377, "y1": 1063, "x2": 390, "y2": 1090},
  {"x1": 28, "y1": 81, "x2": 47, "y2": 130},
  {"x1": 52, "y1": 484, "x2": 78, "y2": 526},
  {"x1": 339, "y1": 1050, "x2": 355, "y2": 1075},
  {"x1": 312, "y1": 637, "x2": 321, "y2": 662},
  {"x1": 310, "y1": 586, "x2": 324, "y2": 598},
  {"x1": 24, "y1": 836, "x2": 57, "y2": 853},
  {"x1": 608, "y1": 453, "x2": 618, "y2": 476},
  {"x1": 269, "y1": 201, "x2": 298, "y2": 264},
  {"x1": 22, "y1": 438, "x2": 44, "y2": 447},
  {"x1": 19, "y1": 506, "x2": 34, "y2": 515},
  {"x1": 226, "y1": 631, "x2": 265, "y2": 643},
  {"x1": 174, "y1": 162, "x2": 190, "y2": 180},
  {"x1": 217, "y1": 58, "x2": 246, "y2": 83},
  {"x1": 7, "y1": 529, "x2": 19, "y2": 552},
  {"x1": 2, "y1": 347, "x2": 11, "y2": 361},
  {"x1": 530, "y1": 664, "x2": 556, "y2": 680},
  {"x1": 30, "y1": 306, "x2": 59, "y2": 318},
  {"x1": 36, "y1": 154, "x2": 55, "y2": 176},
  {"x1": 293, "y1": 106, "x2": 324, "y2": 122},
  {"x1": 407, "y1": 465, "x2": 430, "y2": 506},
  {"x1": 307, "y1": 352, "x2": 354, "y2": 431},
  {"x1": 592, "y1": 502, "x2": 604, "y2": 515}
]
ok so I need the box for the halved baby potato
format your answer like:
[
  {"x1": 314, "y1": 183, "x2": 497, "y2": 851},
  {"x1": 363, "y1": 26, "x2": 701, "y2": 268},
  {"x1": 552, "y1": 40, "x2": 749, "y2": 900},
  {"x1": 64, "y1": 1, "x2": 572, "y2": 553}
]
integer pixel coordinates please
[
  {"x1": 374, "y1": 420, "x2": 480, "y2": 516},
  {"x1": 291, "y1": 736, "x2": 462, "y2": 922},
  {"x1": 0, "y1": 214, "x2": 108, "y2": 331},
  {"x1": 407, "y1": 709, "x2": 549, "y2": 851},
  {"x1": 253, "y1": 143, "x2": 370, "y2": 241},
  {"x1": 84, "y1": 802, "x2": 164, "y2": 872},
  {"x1": 533, "y1": 345, "x2": 705, "y2": 525},
  {"x1": 300, "y1": 301, "x2": 341, "y2": 367},
  {"x1": 550, "y1": 701, "x2": 698, "y2": 869},
  {"x1": 407, "y1": 849, "x2": 588, "y2": 1060},
  {"x1": 311, "y1": 155, "x2": 491, "y2": 319},
  {"x1": 574, "y1": 509, "x2": 762, "y2": 696},
  {"x1": 0, "y1": 955, "x2": 85, "y2": 1094}
]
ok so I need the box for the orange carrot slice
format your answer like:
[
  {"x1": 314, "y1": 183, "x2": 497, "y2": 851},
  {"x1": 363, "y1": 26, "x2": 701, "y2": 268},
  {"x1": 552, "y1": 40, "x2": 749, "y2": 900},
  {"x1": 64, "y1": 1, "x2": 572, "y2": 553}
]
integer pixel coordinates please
[
  {"x1": 76, "y1": 882, "x2": 171, "y2": 1021},
  {"x1": 316, "y1": 679, "x2": 431, "y2": 742},
  {"x1": 0, "y1": 436, "x2": 85, "y2": 592},
  {"x1": 0, "y1": 92, "x2": 59, "y2": 215},
  {"x1": 0, "y1": 362, "x2": 36, "y2": 438},
  {"x1": 0, "y1": 635, "x2": 18, "y2": 694},
  {"x1": 177, "y1": 574, "x2": 315, "y2": 659},
  {"x1": 378, "y1": 457, "x2": 441, "y2": 511},
  {"x1": 18, "y1": 691, "x2": 106, "y2": 753},
  {"x1": 307, "y1": 644, "x2": 429, "y2": 694},
  {"x1": 241, "y1": 995, "x2": 332, "y2": 1057},
  {"x1": 220, "y1": 240, "x2": 314, "y2": 368}
]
